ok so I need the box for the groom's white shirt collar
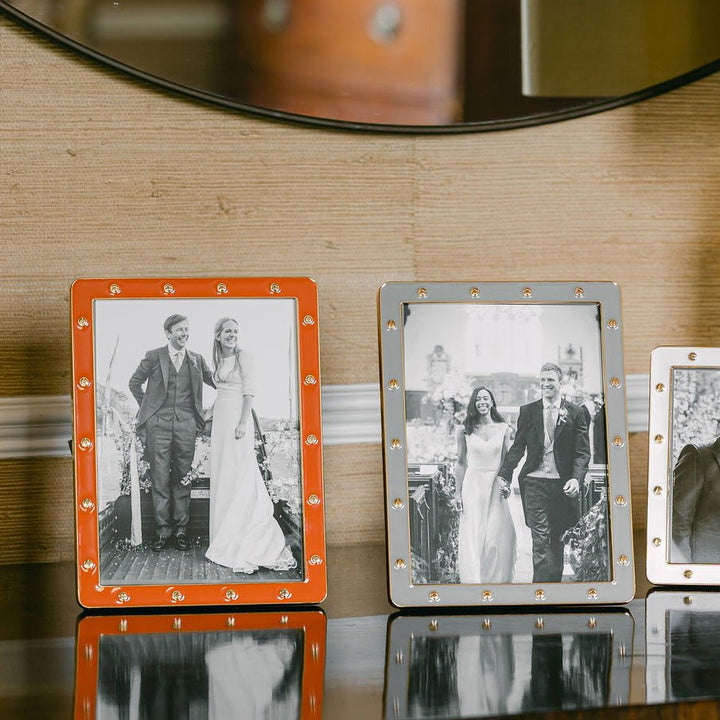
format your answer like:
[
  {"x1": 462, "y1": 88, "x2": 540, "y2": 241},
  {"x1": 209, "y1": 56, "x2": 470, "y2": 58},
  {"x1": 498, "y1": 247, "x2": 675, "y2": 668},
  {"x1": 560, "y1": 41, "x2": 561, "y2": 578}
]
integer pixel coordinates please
[
  {"x1": 167, "y1": 344, "x2": 186, "y2": 360},
  {"x1": 543, "y1": 397, "x2": 562, "y2": 410}
]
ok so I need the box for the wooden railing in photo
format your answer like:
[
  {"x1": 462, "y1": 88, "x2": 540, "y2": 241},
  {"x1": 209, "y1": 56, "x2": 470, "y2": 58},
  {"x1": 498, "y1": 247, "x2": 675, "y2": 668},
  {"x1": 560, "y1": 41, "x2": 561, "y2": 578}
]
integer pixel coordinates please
[{"x1": 408, "y1": 464, "x2": 452, "y2": 585}]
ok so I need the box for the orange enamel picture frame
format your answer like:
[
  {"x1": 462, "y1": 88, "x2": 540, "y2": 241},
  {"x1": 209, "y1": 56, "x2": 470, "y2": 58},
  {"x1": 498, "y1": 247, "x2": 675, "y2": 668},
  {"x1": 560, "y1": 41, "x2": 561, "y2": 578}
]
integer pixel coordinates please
[
  {"x1": 75, "y1": 610, "x2": 326, "y2": 719},
  {"x1": 71, "y1": 278, "x2": 326, "y2": 608}
]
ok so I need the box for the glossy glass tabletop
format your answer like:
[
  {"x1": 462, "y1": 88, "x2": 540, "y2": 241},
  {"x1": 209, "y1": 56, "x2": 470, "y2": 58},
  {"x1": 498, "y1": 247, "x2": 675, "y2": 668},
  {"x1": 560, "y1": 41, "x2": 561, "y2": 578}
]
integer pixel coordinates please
[
  {"x1": 4, "y1": 544, "x2": 720, "y2": 719},
  {"x1": 3, "y1": 0, "x2": 720, "y2": 132}
]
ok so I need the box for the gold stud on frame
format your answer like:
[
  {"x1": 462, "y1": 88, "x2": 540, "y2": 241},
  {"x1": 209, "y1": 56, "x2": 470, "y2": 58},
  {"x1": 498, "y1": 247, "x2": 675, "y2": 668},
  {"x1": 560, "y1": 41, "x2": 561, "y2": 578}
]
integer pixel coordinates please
[
  {"x1": 470, "y1": 287, "x2": 480, "y2": 298},
  {"x1": 655, "y1": 383, "x2": 665, "y2": 392},
  {"x1": 688, "y1": 352, "x2": 698, "y2": 361},
  {"x1": 277, "y1": 588, "x2": 292, "y2": 600},
  {"x1": 77, "y1": 376, "x2": 91, "y2": 389},
  {"x1": 482, "y1": 590, "x2": 493, "y2": 602},
  {"x1": 575, "y1": 287, "x2": 584, "y2": 298},
  {"x1": 225, "y1": 589, "x2": 238, "y2": 601},
  {"x1": 482, "y1": 619, "x2": 492, "y2": 630},
  {"x1": 307, "y1": 494, "x2": 321, "y2": 506},
  {"x1": 618, "y1": 554, "x2": 630, "y2": 566},
  {"x1": 652, "y1": 537, "x2": 662, "y2": 547},
  {"x1": 390, "y1": 438, "x2": 402, "y2": 449},
  {"x1": 163, "y1": 283, "x2": 175, "y2": 295},
  {"x1": 76, "y1": 316, "x2": 90, "y2": 329},
  {"x1": 226, "y1": 617, "x2": 235, "y2": 627},
  {"x1": 612, "y1": 436, "x2": 625, "y2": 447},
  {"x1": 535, "y1": 589, "x2": 546, "y2": 601},
  {"x1": 118, "y1": 620, "x2": 128, "y2": 632},
  {"x1": 388, "y1": 379, "x2": 399, "y2": 390},
  {"x1": 216, "y1": 282, "x2": 228, "y2": 294},
  {"x1": 522, "y1": 287, "x2": 532, "y2": 298},
  {"x1": 305, "y1": 434, "x2": 319, "y2": 445},
  {"x1": 79, "y1": 437, "x2": 93, "y2": 451},
  {"x1": 588, "y1": 618, "x2": 597, "y2": 629},
  {"x1": 269, "y1": 283, "x2": 281, "y2": 294},
  {"x1": 109, "y1": 283, "x2": 121, "y2": 295},
  {"x1": 173, "y1": 618, "x2": 182, "y2": 630},
  {"x1": 303, "y1": 374, "x2": 317, "y2": 385},
  {"x1": 416, "y1": 287, "x2": 428, "y2": 299},
  {"x1": 309, "y1": 554, "x2": 323, "y2": 566},
  {"x1": 535, "y1": 618, "x2": 544, "y2": 629},
  {"x1": 302, "y1": 315, "x2": 315, "y2": 326},
  {"x1": 610, "y1": 377, "x2": 621, "y2": 388},
  {"x1": 394, "y1": 558, "x2": 406, "y2": 570},
  {"x1": 116, "y1": 592, "x2": 130, "y2": 604},
  {"x1": 81, "y1": 559, "x2": 96, "y2": 572},
  {"x1": 607, "y1": 319, "x2": 619, "y2": 330},
  {"x1": 429, "y1": 620, "x2": 439, "y2": 631},
  {"x1": 654, "y1": 435, "x2": 664, "y2": 444},
  {"x1": 80, "y1": 498, "x2": 95, "y2": 512},
  {"x1": 615, "y1": 495, "x2": 627, "y2": 506},
  {"x1": 428, "y1": 591, "x2": 440, "y2": 603},
  {"x1": 386, "y1": 320, "x2": 397, "y2": 331},
  {"x1": 587, "y1": 588, "x2": 598, "y2": 600},
  {"x1": 684, "y1": 569, "x2": 693, "y2": 579},
  {"x1": 392, "y1": 498, "x2": 404, "y2": 509},
  {"x1": 171, "y1": 590, "x2": 185, "y2": 603},
  {"x1": 653, "y1": 486, "x2": 663, "y2": 496}
]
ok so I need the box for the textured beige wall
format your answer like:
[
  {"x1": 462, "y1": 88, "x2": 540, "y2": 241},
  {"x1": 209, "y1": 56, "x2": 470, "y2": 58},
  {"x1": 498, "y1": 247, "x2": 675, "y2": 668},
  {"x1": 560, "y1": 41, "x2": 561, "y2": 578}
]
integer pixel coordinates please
[{"x1": 3, "y1": 16, "x2": 720, "y2": 565}]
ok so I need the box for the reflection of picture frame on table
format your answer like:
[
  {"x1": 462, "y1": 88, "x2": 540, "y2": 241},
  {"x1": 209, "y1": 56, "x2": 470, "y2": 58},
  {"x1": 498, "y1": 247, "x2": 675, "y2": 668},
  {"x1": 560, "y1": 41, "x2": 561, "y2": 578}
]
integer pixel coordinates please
[
  {"x1": 647, "y1": 347, "x2": 720, "y2": 585},
  {"x1": 385, "y1": 611, "x2": 634, "y2": 719},
  {"x1": 71, "y1": 278, "x2": 326, "y2": 608},
  {"x1": 378, "y1": 282, "x2": 634, "y2": 607},
  {"x1": 646, "y1": 590, "x2": 720, "y2": 704},
  {"x1": 75, "y1": 610, "x2": 326, "y2": 719}
]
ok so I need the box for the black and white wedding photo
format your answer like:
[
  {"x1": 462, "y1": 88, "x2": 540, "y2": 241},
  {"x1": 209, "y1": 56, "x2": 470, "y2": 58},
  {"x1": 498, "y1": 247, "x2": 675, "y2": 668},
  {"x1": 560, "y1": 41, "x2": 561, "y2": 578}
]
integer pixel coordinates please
[
  {"x1": 669, "y1": 368, "x2": 720, "y2": 564},
  {"x1": 92, "y1": 297, "x2": 304, "y2": 586},
  {"x1": 402, "y1": 302, "x2": 610, "y2": 585}
]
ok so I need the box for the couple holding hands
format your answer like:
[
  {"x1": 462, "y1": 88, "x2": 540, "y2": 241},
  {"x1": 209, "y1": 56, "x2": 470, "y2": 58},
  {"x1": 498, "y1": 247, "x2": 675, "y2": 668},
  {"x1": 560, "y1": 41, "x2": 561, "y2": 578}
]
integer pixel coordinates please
[
  {"x1": 128, "y1": 314, "x2": 295, "y2": 574},
  {"x1": 455, "y1": 362, "x2": 591, "y2": 584}
]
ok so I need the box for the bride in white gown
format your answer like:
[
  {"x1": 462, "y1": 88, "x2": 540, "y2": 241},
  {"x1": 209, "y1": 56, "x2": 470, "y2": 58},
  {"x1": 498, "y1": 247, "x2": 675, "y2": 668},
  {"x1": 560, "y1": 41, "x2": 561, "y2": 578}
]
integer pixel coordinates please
[
  {"x1": 455, "y1": 386, "x2": 517, "y2": 583},
  {"x1": 205, "y1": 317, "x2": 296, "y2": 574}
]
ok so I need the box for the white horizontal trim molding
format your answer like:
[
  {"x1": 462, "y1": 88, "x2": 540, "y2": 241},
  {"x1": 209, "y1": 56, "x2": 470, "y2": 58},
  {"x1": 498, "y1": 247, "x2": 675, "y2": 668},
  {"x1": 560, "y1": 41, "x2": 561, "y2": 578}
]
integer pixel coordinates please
[{"x1": 0, "y1": 377, "x2": 651, "y2": 459}]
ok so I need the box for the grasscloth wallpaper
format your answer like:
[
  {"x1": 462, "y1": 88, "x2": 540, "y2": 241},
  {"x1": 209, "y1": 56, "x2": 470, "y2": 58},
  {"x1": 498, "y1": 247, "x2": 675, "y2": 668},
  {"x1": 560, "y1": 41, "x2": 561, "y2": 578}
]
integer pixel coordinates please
[{"x1": 2, "y1": 16, "x2": 720, "y2": 567}]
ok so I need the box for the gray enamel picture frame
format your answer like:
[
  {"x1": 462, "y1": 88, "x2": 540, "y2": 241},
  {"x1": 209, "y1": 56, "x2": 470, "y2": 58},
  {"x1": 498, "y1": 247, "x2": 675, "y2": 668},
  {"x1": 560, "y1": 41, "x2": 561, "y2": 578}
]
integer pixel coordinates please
[
  {"x1": 647, "y1": 347, "x2": 720, "y2": 585},
  {"x1": 378, "y1": 281, "x2": 634, "y2": 607}
]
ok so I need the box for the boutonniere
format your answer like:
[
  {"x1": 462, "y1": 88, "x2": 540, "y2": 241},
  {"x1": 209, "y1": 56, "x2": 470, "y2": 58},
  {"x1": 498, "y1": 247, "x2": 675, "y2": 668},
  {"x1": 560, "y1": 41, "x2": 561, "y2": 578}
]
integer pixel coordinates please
[
  {"x1": 190, "y1": 355, "x2": 199, "y2": 371},
  {"x1": 557, "y1": 406, "x2": 569, "y2": 424}
]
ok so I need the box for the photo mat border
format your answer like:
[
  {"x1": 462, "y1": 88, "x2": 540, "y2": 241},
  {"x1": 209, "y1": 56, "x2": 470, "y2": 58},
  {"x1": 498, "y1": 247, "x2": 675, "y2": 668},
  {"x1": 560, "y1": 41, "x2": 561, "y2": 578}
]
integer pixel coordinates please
[
  {"x1": 71, "y1": 277, "x2": 326, "y2": 608},
  {"x1": 647, "y1": 346, "x2": 720, "y2": 585},
  {"x1": 378, "y1": 281, "x2": 634, "y2": 607},
  {"x1": 74, "y1": 609, "x2": 326, "y2": 719},
  {"x1": 384, "y1": 610, "x2": 635, "y2": 720}
]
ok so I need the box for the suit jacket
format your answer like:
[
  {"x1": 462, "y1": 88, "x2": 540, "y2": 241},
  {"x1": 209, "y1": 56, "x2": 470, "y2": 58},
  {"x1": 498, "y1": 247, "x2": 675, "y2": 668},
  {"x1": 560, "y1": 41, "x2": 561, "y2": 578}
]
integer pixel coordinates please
[
  {"x1": 497, "y1": 399, "x2": 590, "y2": 484},
  {"x1": 672, "y1": 439, "x2": 720, "y2": 563},
  {"x1": 129, "y1": 346, "x2": 215, "y2": 429}
]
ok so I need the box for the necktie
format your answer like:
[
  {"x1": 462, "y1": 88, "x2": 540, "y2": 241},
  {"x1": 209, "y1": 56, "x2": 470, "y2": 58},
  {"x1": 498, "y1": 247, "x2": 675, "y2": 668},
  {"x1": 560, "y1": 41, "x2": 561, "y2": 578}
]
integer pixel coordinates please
[
  {"x1": 172, "y1": 352, "x2": 183, "y2": 372},
  {"x1": 544, "y1": 405, "x2": 556, "y2": 448}
]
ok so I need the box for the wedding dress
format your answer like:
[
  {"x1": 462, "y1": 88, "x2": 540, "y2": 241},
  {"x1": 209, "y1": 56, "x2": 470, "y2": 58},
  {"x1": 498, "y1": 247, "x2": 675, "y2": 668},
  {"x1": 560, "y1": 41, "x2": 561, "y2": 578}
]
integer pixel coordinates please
[
  {"x1": 205, "y1": 355, "x2": 296, "y2": 574},
  {"x1": 457, "y1": 423, "x2": 517, "y2": 583}
]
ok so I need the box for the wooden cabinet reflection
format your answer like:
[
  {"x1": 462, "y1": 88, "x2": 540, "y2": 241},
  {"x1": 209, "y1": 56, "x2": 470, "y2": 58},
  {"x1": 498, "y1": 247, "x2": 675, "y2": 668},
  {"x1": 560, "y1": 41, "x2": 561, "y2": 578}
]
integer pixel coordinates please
[{"x1": 231, "y1": 0, "x2": 462, "y2": 125}]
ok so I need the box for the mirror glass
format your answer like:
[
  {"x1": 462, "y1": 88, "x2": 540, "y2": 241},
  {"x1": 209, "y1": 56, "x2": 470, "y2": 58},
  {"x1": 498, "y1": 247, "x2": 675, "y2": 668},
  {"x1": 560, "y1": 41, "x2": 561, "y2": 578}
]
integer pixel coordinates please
[{"x1": 4, "y1": 0, "x2": 720, "y2": 132}]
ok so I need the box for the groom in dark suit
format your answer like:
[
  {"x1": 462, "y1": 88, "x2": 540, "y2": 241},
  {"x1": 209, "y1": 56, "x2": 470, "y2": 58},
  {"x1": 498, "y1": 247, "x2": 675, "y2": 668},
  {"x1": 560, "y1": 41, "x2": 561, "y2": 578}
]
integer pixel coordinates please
[
  {"x1": 672, "y1": 437, "x2": 720, "y2": 563},
  {"x1": 129, "y1": 314, "x2": 215, "y2": 551},
  {"x1": 497, "y1": 362, "x2": 590, "y2": 582}
]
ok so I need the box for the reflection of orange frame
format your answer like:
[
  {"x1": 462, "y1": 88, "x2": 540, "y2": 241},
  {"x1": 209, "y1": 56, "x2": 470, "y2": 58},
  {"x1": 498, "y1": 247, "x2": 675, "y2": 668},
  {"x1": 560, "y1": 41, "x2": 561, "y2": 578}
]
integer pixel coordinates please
[
  {"x1": 71, "y1": 278, "x2": 326, "y2": 608},
  {"x1": 75, "y1": 610, "x2": 326, "y2": 719}
]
